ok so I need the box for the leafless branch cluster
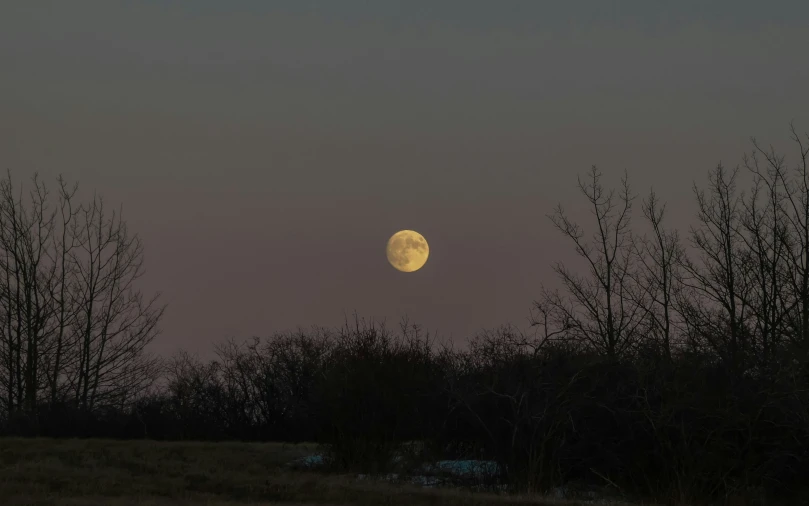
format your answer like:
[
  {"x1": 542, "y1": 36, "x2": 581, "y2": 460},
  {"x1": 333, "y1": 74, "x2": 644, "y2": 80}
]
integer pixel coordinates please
[
  {"x1": 0, "y1": 171, "x2": 165, "y2": 419},
  {"x1": 534, "y1": 123, "x2": 809, "y2": 377}
]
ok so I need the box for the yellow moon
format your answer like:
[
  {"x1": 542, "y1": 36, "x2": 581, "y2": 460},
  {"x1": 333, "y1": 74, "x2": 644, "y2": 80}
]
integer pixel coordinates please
[{"x1": 386, "y1": 230, "x2": 429, "y2": 272}]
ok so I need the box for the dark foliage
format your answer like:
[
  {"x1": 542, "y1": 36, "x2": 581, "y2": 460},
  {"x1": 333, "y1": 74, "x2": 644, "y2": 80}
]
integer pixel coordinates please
[{"x1": 2, "y1": 323, "x2": 808, "y2": 503}]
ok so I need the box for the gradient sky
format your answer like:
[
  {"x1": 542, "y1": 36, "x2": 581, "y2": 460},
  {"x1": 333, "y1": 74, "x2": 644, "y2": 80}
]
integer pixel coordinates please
[{"x1": 2, "y1": 1, "x2": 808, "y2": 357}]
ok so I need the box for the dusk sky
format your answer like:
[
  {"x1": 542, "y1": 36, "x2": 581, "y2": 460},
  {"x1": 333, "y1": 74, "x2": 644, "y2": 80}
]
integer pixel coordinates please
[{"x1": 2, "y1": 1, "x2": 808, "y2": 357}]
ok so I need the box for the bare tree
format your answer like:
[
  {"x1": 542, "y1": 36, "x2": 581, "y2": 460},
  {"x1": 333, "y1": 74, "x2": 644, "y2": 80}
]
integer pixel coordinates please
[
  {"x1": 737, "y1": 146, "x2": 793, "y2": 367},
  {"x1": 630, "y1": 189, "x2": 683, "y2": 359},
  {"x1": 750, "y1": 123, "x2": 809, "y2": 351},
  {"x1": 65, "y1": 194, "x2": 164, "y2": 411},
  {"x1": 0, "y1": 171, "x2": 164, "y2": 418},
  {"x1": 40, "y1": 177, "x2": 82, "y2": 404},
  {"x1": 533, "y1": 166, "x2": 643, "y2": 358},
  {"x1": 0, "y1": 173, "x2": 57, "y2": 414},
  {"x1": 679, "y1": 164, "x2": 751, "y2": 373}
]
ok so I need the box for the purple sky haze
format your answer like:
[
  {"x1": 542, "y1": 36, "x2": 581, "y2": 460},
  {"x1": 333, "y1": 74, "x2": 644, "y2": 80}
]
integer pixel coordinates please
[{"x1": 2, "y1": 1, "x2": 808, "y2": 357}]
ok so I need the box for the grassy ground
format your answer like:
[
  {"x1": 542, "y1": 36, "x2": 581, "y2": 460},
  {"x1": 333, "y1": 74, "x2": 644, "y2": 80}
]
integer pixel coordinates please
[{"x1": 0, "y1": 437, "x2": 652, "y2": 506}]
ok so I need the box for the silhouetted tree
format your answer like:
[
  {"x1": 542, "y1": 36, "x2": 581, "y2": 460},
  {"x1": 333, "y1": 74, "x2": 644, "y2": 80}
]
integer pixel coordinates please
[
  {"x1": 534, "y1": 166, "x2": 643, "y2": 358},
  {"x1": 0, "y1": 171, "x2": 164, "y2": 423},
  {"x1": 678, "y1": 164, "x2": 751, "y2": 373},
  {"x1": 0, "y1": 172, "x2": 55, "y2": 415},
  {"x1": 737, "y1": 143, "x2": 793, "y2": 369},
  {"x1": 630, "y1": 189, "x2": 683, "y2": 359},
  {"x1": 749, "y1": 124, "x2": 809, "y2": 356}
]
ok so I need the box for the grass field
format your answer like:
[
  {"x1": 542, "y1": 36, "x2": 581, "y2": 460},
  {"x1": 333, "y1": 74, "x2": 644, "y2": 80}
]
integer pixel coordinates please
[{"x1": 0, "y1": 437, "x2": 651, "y2": 506}]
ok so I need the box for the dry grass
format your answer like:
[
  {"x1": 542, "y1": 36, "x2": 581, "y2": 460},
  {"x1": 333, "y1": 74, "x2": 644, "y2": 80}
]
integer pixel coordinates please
[{"x1": 0, "y1": 437, "x2": 653, "y2": 506}]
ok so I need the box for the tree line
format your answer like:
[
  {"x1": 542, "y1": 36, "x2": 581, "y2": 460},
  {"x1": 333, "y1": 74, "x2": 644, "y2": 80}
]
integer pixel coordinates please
[{"x1": 2, "y1": 124, "x2": 809, "y2": 504}]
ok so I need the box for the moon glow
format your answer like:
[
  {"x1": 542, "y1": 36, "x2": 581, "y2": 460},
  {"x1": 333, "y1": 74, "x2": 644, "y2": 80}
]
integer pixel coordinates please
[{"x1": 386, "y1": 230, "x2": 429, "y2": 273}]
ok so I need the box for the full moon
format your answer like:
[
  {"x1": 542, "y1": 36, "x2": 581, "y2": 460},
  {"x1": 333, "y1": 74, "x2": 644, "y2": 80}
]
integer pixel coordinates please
[{"x1": 386, "y1": 230, "x2": 429, "y2": 273}]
